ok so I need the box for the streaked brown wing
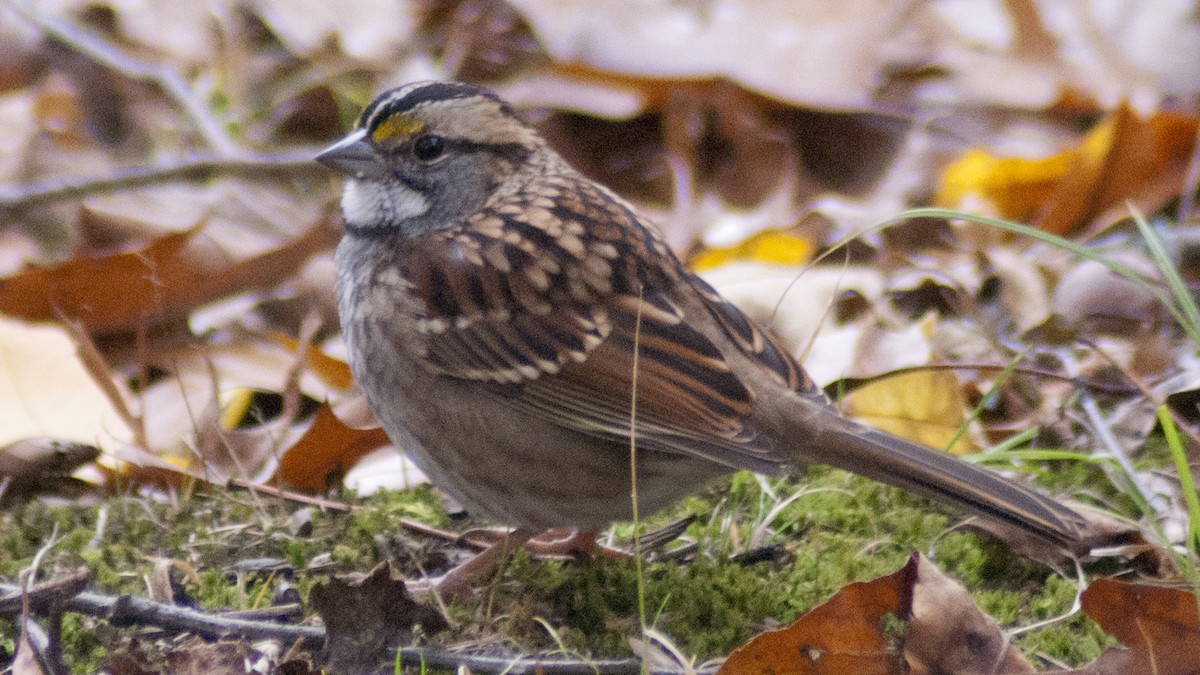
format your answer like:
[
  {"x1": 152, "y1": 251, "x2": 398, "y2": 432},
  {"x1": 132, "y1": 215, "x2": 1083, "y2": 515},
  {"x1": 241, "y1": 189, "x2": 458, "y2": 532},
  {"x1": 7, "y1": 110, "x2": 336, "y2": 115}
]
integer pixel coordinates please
[
  {"x1": 396, "y1": 181, "x2": 793, "y2": 472},
  {"x1": 513, "y1": 291, "x2": 792, "y2": 474}
]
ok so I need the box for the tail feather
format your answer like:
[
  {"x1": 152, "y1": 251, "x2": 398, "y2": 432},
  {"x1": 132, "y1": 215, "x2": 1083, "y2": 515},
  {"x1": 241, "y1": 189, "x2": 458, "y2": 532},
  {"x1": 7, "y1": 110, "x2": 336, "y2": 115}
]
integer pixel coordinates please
[{"x1": 805, "y1": 418, "x2": 1087, "y2": 551}]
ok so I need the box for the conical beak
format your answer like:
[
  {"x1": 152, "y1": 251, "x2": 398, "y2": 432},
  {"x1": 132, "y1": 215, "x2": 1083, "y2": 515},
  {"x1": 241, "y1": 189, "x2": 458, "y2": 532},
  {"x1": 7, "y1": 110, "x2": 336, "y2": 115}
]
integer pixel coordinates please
[{"x1": 316, "y1": 129, "x2": 382, "y2": 179}]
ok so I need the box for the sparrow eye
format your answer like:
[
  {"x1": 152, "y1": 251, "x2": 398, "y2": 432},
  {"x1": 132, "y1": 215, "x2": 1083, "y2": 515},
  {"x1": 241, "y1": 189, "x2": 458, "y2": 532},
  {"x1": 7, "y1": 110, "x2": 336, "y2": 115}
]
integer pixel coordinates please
[{"x1": 413, "y1": 135, "x2": 446, "y2": 162}]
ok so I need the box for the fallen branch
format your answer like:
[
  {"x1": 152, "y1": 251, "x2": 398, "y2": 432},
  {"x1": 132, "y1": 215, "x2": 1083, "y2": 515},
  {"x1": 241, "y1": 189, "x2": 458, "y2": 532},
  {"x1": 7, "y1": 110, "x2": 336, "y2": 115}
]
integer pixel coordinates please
[
  {"x1": 0, "y1": 579, "x2": 716, "y2": 674},
  {"x1": 11, "y1": 2, "x2": 239, "y2": 155},
  {"x1": 0, "y1": 152, "x2": 328, "y2": 211}
]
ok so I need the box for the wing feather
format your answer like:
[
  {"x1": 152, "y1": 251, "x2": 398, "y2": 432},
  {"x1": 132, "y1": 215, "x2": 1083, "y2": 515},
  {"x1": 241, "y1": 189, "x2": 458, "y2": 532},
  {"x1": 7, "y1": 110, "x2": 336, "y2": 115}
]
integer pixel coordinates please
[{"x1": 397, "y1": 177, "x2": 796, "y2": 473}]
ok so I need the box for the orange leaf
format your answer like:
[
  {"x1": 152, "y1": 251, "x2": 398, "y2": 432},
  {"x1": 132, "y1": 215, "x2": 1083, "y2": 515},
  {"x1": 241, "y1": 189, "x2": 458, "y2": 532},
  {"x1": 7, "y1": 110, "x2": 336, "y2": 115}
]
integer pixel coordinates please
[
  {"x1": 1080, "y1": 578, "x2": 1200, "y2": 674},
  {"x1": 270, "y1": 332, "x2": 355, "y2": 392},
  {"x1": 0, "y1": 220, "x2": 337, "y2": 334},
  {"x1": 719, "y1": 553, "x2": 917, "y2": 675},
  {"x1": 273, "y1": 403, "x2": 390, "y2": 493}
]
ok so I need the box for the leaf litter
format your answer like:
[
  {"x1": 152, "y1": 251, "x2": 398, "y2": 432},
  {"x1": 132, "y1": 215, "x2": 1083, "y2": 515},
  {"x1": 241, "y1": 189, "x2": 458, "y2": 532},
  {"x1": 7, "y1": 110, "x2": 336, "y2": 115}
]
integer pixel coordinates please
[{"x1": 0, "y1": 0, "x2": 1198, "y2": 672}]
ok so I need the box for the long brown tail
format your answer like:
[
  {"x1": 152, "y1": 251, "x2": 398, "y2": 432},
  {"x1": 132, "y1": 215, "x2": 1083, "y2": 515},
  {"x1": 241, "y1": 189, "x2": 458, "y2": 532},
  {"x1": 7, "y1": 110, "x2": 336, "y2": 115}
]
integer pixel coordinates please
[{"x1": 801, "y1": 416, "x2": 1087, "y2": 551}]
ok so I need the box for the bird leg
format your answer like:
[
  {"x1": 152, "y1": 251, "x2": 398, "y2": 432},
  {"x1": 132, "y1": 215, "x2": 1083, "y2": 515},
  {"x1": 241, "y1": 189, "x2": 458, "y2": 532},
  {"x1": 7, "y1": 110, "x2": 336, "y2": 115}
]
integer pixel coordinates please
[
  {"x1": 405, "y1": 527, "x2": 632, "y2": 598},
  {"x1": 524, "y1": 528, "x2": 630, "y2": 559},
  {"x1": 405, "y1": 527, "x2": 536, "y2": 598}
]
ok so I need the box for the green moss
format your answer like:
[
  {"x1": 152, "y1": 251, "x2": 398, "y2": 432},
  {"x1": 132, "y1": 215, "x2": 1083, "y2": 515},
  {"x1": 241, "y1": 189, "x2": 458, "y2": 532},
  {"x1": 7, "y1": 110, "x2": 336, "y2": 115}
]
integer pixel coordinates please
[
  {"x1": 410, "y1": 466, "x2": 1108, "y2": 665},
  {"x1": 0, "y1": 463, "x2": 1116, "y2": 669}
]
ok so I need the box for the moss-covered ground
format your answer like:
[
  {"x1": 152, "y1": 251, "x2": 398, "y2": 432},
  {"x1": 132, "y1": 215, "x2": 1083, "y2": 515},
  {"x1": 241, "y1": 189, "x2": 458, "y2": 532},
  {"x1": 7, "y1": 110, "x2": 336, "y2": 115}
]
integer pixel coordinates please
[{"x1": 0, "y1": 460, "x2": 1117, "y2": 672}]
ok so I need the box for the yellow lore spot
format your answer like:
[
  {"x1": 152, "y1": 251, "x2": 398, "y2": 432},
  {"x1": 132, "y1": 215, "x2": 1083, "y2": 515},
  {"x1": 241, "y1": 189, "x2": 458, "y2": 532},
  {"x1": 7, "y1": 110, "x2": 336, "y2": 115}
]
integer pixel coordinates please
[{"x1": 370, "y1": 113, "x2": 425, "y2": 144}]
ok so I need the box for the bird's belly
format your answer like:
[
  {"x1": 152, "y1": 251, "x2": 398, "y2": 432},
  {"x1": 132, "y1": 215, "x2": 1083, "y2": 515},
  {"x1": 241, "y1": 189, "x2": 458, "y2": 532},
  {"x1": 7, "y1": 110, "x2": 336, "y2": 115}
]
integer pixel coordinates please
[{"x1": 347, "y1": 321, "x2": 727, "y2": 529}]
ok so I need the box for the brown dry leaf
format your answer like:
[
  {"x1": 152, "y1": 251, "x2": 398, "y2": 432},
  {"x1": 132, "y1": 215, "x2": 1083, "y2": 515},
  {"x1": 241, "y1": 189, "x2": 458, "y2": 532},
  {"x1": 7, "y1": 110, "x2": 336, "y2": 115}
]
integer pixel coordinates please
[
  {"x1": 907, "y1": 554, "x2": 1034, "y2": 674},
  {"x1": 842, "y1": 369, "x2": 977, "y2": 455},
  {"x1": 922, "y1": 0, "x2": 1075, "y2": 110},
  {"x1": 274, "y1": 403, "x2": 390, "y2": 493},
  {"x1": 937, "y1": 105, "x2": 1199, "y2": 236},
  {"x1": 1039, "y1": 105, "x2": 1197, "y2": 235},
  {"x1": 718, "y1": 552, "x2": 917, "y2": 675},
  {"x1": 310, "y1": 563, "x2": 447, "y2": 675},
  {"x1": 189, "y1": 391, "x2": 305, "y2": 483},
  {"x1": 0, "y1": 229, "x2": 42, "y2": 279},
  {"x1": 138, "y1": 337, "x2": 347, "y2": 465},
  {"x1": 1053, "y1": 254, "x2": 1164, "y2": 331},
  {"x1": 987, "y1": 247, "x2": 1053, "y2": 334},
  {"x1": 105, "y1": 0, "x2": 221, "y2": 64},
  {"x1": 1073, "y1": 578, "x2": 1200, "y2": 674},
  {"x1": 33, "y1": 72, "x2": 90, "y2": 150},
  {"x1": 0, "y1": 437, "x2": 99, "y2": 500},
  {"x1": 0, "y1": 89, "x2": 37, "y2": 184},
  {"x1": 161, "y1": 639, "x2": 255, "y2": 675},
  {"x1": 496, "y1": 70, "x2": 650, "y2": 120},
  {"x1": 0, "y1": 220, "x2": 337, "y2": 335},
  {"x1": 79, "y1": 184, "x2": 236, "y2": 246},
  {"x1": 0, "y1": 316, "x2": 132, "y2": 452},
  {"x1": 103, "y1": 441, "x2": 208, "y2": 494},
  {"x1": 924, "y1": 0, "x2": 1200, "y2": 110}
]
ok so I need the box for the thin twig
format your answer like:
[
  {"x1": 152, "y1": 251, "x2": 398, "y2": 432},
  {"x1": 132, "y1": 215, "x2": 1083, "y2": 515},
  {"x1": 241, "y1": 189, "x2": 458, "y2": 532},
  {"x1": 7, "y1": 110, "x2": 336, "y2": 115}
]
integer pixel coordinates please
[
  {"x1": 0, "y1": 580, "x2": 324, "y2": 646},
  {"x1": 1081, "y1": 337, "x2": 1200, "y2": 450},
  {"x1": 57, "y1": 315, "x2": 145, "y2": 448},
  {"x1": 0, "y1": 153, "x2": 328, "y2": 211},
  {"x1": 1058, "y1": 349, "x2": 1167, "y2": 513},
  {"x1": 825, "y1": 361, "x2": 1138, "y2": 399},
  {"x1": 0, "y1": 580, "x2": 717, "y2": 674},
  {"x1": 0, "y1": 569, "x2": 88, "y2": 615},
  {"x1": 9, "y1": 2, "x2": 238, "y2": 155}
]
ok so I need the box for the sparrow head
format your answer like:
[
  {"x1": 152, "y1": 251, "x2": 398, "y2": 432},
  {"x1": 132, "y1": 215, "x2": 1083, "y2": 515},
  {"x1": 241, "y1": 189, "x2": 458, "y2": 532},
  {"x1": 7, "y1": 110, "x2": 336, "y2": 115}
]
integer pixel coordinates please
[{"x1": 317, "y1": 81, "x2": 541, "y2": 235}]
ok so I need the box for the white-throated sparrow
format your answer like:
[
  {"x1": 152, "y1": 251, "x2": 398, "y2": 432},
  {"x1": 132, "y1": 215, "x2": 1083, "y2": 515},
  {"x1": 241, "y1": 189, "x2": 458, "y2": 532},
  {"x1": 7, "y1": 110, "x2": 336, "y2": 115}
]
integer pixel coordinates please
[{"x1": 318, "y1": 81, "x2": 1086, "y2": 591}]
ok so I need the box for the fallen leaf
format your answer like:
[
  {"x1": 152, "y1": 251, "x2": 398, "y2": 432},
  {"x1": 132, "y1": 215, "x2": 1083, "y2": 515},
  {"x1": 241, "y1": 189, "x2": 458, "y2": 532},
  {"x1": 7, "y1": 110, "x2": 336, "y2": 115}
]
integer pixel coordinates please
[
  {"x1": 907, "y1": 553, "x2": 1034, "y2": 673},
  {"x1": 691, "y1": 228, "x2": 814, "y2": 272},
  {"x1": 270, "y1": 332, "x2": 354, "y2": 392},
  {"x1": 1076, "y1": 577, "x2": 1200, "y2": 675},
  {"x1": 248, "y1": 0, "x2": 417, "y2": 62},
  {"x1": 936, "y1": 105, "x2": 1199, "y2": 236},
  {"x1": 719, "y1": 552, "x2": 917, "y2": 675},
  {"x1": 0, "y1": 436, "x2": 99, "y2": 501},
  {"x1": 274, "y1": 403, "x2": 390, "y2": 493},
  {"x1": 1053, "y1": 253, "x2": 1164, "y2": 332},
  {"x1": 0, "y1": 220, "x2": 337, "y2": 335},
  {"x1": 841, "y1": 369, "x2": 977, "y2": 454},
  {"x1": 510, "y1": 0, "x2": 937, "y2": 110},
  {"x1": 0, "y1": 316, "x2": 132, "y2": 452},
  {"x1": 310, "y1": 563, "x2": 447, "y2": 675}
]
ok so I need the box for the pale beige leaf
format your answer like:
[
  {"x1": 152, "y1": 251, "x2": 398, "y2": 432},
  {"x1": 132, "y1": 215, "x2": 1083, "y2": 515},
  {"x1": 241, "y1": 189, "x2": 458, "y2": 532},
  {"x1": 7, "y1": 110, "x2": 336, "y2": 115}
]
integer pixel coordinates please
[
  {"x1": 0, "y1": 316, "x2": 132, "y2": 451},
  {"x1": 510, "y1": 0, "x2": 937, "y2": 110},
  {"x1": 249, "y1": 0, "x2": 417, "y2": 62}
]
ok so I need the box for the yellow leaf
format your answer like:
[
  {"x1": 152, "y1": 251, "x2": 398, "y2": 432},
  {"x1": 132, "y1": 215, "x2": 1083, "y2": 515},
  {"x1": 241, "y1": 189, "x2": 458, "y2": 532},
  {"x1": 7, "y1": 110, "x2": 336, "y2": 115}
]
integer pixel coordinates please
[
  {"x1": 936, "y1": 105, "x2": 1198, "y2": 236},
  {"x1": 936, "y1": 147, "x2": 1073, "y2": 221},
  {"x1": 690, "y1": 230, "x2": 813, "y2": 272},
  {"x1": 842, "y1": 369, "x2": 977, "y2": 455}
]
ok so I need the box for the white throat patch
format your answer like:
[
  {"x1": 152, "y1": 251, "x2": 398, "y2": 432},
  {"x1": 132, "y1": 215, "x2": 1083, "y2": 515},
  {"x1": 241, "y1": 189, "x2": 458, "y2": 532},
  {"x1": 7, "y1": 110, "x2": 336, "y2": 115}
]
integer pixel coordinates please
[{"x1": 341, "y1": 178, "x2": 430, "y2": 228}]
